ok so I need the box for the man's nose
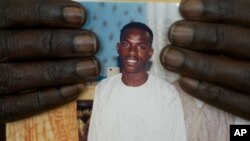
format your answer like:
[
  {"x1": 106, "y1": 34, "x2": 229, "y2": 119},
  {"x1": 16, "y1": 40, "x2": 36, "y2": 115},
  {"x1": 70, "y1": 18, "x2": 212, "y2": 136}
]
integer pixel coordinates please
[{"x1": 128, "y1": 46, "x2": 137, "y2": 56}]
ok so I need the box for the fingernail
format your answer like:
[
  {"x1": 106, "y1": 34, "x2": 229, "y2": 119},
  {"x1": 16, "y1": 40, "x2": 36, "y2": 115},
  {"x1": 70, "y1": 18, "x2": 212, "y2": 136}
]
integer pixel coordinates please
[
  {"x1": 160, "y1": 48, "x2": 184, "y2": 69},
  {"x1": 60, "y1": 84, "x2": 83, "y2": 98},
  {"x1": 180, "y1": 0, "x2": 203, "y2": 18},
  {"x1": 168, "y1": 23, "x2": 194, "y2": 46},
  {"x1": 63, "y1": 7, "x2": 85, "y2": 25},
  {"x1": 74, "y1": 33, "x2": 99, "y2": 55},
  {"x1": 76, "y1": 59, "x2": 101, "y2": 77},
  {"x1": 179, "y1": 77, "x2": 199, "y2": 91}
]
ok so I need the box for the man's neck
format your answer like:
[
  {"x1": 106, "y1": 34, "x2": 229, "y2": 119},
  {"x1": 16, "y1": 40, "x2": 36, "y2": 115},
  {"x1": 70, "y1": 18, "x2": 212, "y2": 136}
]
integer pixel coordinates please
[{"x1": 121, "y1": 71, "x2": 149, "y2": 87}]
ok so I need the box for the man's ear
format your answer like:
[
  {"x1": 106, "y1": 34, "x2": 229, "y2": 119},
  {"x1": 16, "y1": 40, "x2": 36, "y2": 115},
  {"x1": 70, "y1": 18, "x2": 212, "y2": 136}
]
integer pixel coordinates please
[
  {"x1": 148, "y1": 47, "x2": 154, "y2": 58},
  {"x1": 116, "y1": 43, "x2": 120, "y2": 53}
]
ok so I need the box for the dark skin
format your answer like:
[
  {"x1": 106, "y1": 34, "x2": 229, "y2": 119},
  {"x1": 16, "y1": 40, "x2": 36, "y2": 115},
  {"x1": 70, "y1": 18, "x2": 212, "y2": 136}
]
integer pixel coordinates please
[
  {"x1": 0, "y1": 0, "x2": 100, "y2": 124},
  {"x1": 117, "y1": 28, "x2": 153, "y2": 86},
  {"x1": 161, "y1": 0, "x2": 250, "y2": 120}
]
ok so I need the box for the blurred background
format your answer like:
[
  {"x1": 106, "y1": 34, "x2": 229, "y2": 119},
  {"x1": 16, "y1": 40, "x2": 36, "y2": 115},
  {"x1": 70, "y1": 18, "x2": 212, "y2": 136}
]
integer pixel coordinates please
[{"x1": 81, "y1": 1, "x2": 181, "y2": 82}]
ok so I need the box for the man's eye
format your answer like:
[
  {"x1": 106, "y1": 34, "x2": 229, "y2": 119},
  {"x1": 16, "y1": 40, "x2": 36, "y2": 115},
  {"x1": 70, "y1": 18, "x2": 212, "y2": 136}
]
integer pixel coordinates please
[
  {"x1": 121, "y1": 42, "x2": 129, "y2": 48},
  {"x1": 138, "y1": 45, "x2": 146, "y2": 50}
]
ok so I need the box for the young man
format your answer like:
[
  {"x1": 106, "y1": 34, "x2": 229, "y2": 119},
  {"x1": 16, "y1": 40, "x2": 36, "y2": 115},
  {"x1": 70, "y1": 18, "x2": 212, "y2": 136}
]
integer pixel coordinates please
[{"x1": 88, "y1": 22, "x2": 186, "y2": 141}]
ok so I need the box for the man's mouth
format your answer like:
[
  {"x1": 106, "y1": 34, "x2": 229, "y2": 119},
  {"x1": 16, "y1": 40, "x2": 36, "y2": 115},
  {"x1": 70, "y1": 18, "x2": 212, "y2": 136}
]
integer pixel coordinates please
[
  {"x1": 127, "y1": 59, "x2": 137, "y2": 63},
  {"x1": 125, "y1": 58, "x2": 138, "y2": 64}
]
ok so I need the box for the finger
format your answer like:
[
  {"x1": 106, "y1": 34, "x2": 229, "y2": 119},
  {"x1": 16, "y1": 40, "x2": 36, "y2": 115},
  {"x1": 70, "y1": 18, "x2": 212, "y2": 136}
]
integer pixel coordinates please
[
  {"x1": 179, "y1": 0, "x2": 250, "y2": 26},
  {"x1": 0, "y1": 58, "x2": 100, "y2": 94},
  {"x1": 0, "y1": 0, "x2": 86, "y2": 28},
  {"x1": 0, "y1": 29, "x2": 99, "y2": 62},
  {"x1": 179, "y1": 77, "x2": 250, "y2": 120},
  {"x1": 0, "y1": 84, "x2": 83, "y2": 123},
  {"x1": 160, "y1": 46, "x2": 250, "y2": 94},
  {"x1": 168, "y1": 21, "x2": 250, "y2": 59}
]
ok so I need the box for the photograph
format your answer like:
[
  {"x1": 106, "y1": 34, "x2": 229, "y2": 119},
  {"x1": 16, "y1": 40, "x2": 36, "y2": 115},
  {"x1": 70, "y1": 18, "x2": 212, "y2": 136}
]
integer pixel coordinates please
[{"x1": 77, "y1": 1, "x2": 250, "y2": 141}]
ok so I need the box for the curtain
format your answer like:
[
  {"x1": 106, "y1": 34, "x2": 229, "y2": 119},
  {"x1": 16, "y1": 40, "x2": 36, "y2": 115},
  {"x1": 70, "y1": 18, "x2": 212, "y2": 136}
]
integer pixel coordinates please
[{"x1": 147, "y1": 2, "x2": 181, "y2": 82}]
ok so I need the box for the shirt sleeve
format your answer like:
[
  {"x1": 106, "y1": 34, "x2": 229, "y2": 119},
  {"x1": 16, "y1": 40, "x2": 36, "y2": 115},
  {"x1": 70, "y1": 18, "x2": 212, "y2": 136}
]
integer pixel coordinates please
[
  {"x1": 171, "y1": 95, "x2": 187, "y2": 141},
  {"x1": 162, "y1": 84, "x2": 187, "y2": 141},
  {"x1": 87, "y1": 83, "x2": 102, "y2": 141}
]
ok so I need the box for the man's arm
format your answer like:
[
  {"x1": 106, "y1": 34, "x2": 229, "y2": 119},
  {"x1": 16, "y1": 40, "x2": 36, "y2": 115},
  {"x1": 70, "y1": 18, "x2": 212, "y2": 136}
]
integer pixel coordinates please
[{"x1": 88, "y1": 84, "x2": 102, "y2": 141}]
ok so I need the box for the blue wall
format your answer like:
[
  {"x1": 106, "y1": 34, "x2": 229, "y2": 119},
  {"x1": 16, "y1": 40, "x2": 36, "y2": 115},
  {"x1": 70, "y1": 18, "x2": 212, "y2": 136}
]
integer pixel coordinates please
[{"x1": 81, "y1": 2, "x2": 147, "y2": 77}]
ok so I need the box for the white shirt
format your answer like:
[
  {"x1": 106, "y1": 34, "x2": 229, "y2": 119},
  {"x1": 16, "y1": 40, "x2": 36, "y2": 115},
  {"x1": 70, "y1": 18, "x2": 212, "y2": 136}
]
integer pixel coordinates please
[{"x1": 88, "y1": 73, "x2": 187, "y2": 141}]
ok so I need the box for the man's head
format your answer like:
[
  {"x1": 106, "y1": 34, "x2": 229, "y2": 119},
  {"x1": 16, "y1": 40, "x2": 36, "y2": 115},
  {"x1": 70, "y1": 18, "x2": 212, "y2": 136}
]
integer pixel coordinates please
[
  {"x1": 117, "y1": 22, "x2": 153, "y2": 75},
  {"x1": 120, "y1": 22, "x2": 153, "y2": 46}
]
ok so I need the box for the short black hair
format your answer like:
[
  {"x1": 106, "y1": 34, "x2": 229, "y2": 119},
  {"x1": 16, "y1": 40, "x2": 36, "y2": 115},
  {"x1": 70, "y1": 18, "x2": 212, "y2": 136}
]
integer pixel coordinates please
[{"x1": 120, "y1": 22, "x2": 153, "y2": 43}]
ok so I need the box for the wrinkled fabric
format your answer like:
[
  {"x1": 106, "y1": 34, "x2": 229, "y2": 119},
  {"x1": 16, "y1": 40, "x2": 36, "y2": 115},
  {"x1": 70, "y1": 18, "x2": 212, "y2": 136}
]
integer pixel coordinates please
[
  {"x1": 88, "y1": 73, "x2": 187, "y2": 141},
  {"x1": 173, "y1": 81, "x2": 237, "y2": 141}
]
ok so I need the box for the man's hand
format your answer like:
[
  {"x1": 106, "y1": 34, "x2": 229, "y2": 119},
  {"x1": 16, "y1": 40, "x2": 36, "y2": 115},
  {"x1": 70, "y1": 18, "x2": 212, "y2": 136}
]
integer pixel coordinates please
[
  {"x1": 0, "y1": 0, "x2": 100, "y2": 123},
  {"x1": 161, "y1": 0, "x2": 250, "y2": 120}
]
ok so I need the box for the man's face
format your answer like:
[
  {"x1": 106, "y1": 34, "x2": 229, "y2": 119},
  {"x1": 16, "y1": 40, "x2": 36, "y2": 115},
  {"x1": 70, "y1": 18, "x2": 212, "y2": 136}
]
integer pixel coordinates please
[{"x1": 117, "y1": 28, "x2": 153, "y2": 74}]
